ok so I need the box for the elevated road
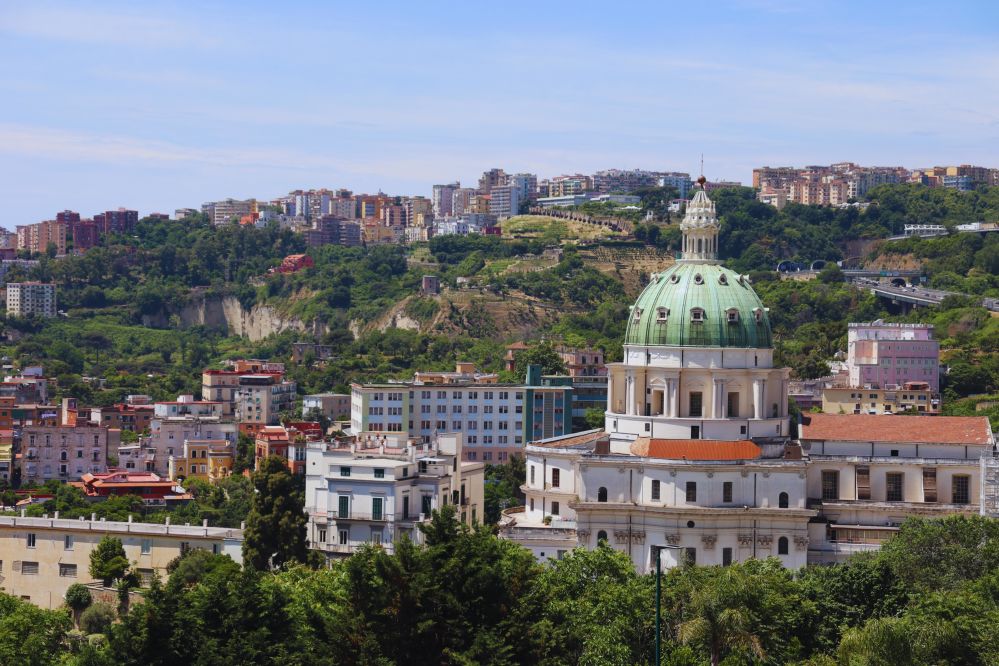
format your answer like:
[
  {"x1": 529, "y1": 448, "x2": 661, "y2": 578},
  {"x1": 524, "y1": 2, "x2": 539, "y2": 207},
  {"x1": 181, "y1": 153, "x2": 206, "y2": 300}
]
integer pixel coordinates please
[{"x1": 852, "y1": 278, "x2": 999, "y2": 312}]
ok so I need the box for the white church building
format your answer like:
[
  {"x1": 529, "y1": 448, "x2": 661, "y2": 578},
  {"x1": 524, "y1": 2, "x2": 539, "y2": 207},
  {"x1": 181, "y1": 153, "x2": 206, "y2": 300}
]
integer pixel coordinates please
[{"x1": 500, "y1": 177, "x2": 997, "y2": 572}]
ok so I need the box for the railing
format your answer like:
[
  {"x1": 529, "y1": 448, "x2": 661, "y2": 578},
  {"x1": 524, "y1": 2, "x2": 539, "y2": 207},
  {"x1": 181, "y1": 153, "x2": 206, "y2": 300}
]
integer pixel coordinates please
[{"x1": 327, "y1": 511, "x2": 389, "y2": 522}]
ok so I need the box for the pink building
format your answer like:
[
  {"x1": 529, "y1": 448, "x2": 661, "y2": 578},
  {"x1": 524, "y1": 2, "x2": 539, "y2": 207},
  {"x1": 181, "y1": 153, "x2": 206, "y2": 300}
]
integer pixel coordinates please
[
  {"x1": 847, "y1": 322, "x2": 939, "y2": 391},
  {"x1": 556, "y1": 346, "x2": 608, "y2": 379}
]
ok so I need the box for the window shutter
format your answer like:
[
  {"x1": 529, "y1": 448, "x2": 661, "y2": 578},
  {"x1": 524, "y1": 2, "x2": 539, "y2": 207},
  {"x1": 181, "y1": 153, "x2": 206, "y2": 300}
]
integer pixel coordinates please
[
  {"x1": 856, "y1": 466, "x2": 871, "y2": 500},
  {"x1": 923, "y1": 468, "x2": 937, "y2": 503}
]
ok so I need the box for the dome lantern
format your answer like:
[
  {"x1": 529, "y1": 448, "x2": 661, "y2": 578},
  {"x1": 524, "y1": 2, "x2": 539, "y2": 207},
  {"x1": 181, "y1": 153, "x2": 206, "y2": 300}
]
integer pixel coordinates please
[{"x1": 680, "y1": 177, "x2": 719, "y2": 263}]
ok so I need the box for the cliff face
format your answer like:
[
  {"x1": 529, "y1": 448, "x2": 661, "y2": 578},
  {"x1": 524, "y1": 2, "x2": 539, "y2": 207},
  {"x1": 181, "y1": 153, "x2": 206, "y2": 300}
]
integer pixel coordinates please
[{"x1": 143, "y1": 294, "x2": 326, "y2": 341}]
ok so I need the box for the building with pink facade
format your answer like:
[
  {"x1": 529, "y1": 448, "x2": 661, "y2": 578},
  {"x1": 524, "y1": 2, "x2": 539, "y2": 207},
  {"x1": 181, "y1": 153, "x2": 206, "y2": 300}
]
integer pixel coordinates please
[{"x1": 846, "y1": 321, "x2": 939, "y2": 392}]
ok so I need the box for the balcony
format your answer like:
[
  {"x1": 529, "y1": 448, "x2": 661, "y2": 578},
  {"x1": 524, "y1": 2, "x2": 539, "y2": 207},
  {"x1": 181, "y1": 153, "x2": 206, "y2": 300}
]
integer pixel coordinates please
[{"x1": 327, "y1": 511, "x2": 389, "y2": 522}]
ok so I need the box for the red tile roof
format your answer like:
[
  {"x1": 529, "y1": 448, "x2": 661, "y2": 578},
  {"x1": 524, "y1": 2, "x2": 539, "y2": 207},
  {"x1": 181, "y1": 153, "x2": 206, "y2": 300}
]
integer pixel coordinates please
[
  {"x1": 632, "y1": 438, "x2": 762, "y2": 460},
  {"x1": 799, "y1": 413, "x2": 993, "y2": 446}
]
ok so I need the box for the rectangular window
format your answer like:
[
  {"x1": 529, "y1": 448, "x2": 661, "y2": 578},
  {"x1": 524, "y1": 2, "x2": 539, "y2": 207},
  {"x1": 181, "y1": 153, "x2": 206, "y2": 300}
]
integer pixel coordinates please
[
  {"x1": 651, "y1": 479, "x2": 661, "y2": 501},
  {"x1": 374, "y1": 468, "x2": 385, "y2": 479},
  {"x1": 338, "y1": 496, "x2": 349, "y2": 519},
  {"x1": 318, "y1": 528, "x2": 327, "y2": 544},
  {"x1": 952, "y1": 475, "x2": 970, "y2": 504},
  {"x1": 821, "y1": 470, "x2": 839, "y2": 501},
  {"x1": 857, "y1": 466, "x2": 872, "y2": 500},
  {"x1": 684, "y1": 548, "x2": 696, "y2": 566},
  {"x1": 886, "y1": 473, "x2": 904, "y2": 502},
  {"x1": 141, "y1": 538, "x2": 152, "y2": 555},
  {"x1": 372, "y1": 497, "x2": 384, "y2": 521},
  {"x1": 722, "y1": 481, "x2": 733, "y2": 503},
  {"x1": 26, "y1": 533, "x2": 35, "y2": 549},
  {"x1": 59, "y1": 563, "x2": 77, "y2": 577},
  {"x1": 685, "y1": 481, "x2": 696, "y2": 503},
  {"x1": 689, "y1": 392, "x2": 703, "y2": 417},
  {"x1": 340, "y1": 466, "x2": 350, "y2": 477},
  {"x1": 922, "y1": 467, "x2": 937, "y2": 503},
  {"x1": 21, "y1": 561, "x2": 39, "y2": 575},
  {"x1": 64, "y1": 534, "x2": 73, "y2": 550},
  {"x1": 551, "y1": 468, "x2": 560, "y2": 488},
  {"x1": 722, "y1": 547, "x2": 733, "y2": 566},
  {"x1": 421, "y1": 495, "x2": 432, "y2": 516},
  {"x1": 339, "y1": 529, "x2": 348, "y2": 545},
  {"x1": 551, "y1": 501, "x2": 560, "y2": 516},
  {"x1": 727, "y1": 392, "x2": 739, "y2": 417}
]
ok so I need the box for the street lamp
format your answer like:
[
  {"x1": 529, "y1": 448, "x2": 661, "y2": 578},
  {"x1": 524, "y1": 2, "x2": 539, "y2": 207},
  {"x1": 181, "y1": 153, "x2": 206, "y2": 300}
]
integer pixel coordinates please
[{"x1": 650, "y1": 544, "x2": 682, "y2": 666}]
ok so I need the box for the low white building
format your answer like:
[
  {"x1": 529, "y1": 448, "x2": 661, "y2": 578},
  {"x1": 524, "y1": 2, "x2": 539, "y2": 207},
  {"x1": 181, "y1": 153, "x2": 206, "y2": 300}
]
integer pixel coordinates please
[{"x1": 305, "y1": 433, "x2": 484, "y2": 560}]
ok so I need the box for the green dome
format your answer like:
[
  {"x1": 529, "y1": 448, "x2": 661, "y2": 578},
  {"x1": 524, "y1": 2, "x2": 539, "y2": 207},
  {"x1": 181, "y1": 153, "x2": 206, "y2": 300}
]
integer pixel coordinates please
[{"x1": 624, "y1": 263, "x2": 773, "y2": 348}]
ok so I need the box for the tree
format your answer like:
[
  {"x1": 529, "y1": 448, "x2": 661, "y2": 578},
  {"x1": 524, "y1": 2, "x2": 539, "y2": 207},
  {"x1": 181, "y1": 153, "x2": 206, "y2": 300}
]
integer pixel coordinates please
[
  {"x1": 583, "y1": 407, "x2": 605, "y2": 430},
  {"x1": 65, "y1": 582, "x2": 92, "y2": 628},
  {"x1": 677, "y1": 569, "x2": 766, "y2": 666},
  {"x1": 243, "y1": 455, "x2": 309, "y2": 570},
  {"x1": 514, "y1": 341, "x2": 568, "y2": 376},
  {"x1": 0, "y1": 593, "x2": 72, "y2": 665},
  {"x1": 79, "y1": 602, "x2": 116, "y2": 635},
  {"x1": 90, "y1": 536, "x2": 130, "y2": 587}
]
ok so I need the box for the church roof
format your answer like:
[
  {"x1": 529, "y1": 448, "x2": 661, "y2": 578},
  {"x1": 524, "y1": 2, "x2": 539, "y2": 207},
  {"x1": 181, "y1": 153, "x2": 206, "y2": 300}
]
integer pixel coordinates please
[
  {"x1": 799, "y1": 413, "x2": 993, "y2": 446},
  {"x1": 624, "y1": 263, "x2": 772, "y2": 348}
]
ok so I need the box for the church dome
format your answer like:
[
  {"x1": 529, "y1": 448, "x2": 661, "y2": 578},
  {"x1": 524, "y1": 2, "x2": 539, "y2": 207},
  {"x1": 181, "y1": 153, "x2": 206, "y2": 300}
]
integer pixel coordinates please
[
  {"x1": 624, "y1": 263, "x2": 772, "y2": 348},
  {"x1": 624, "y1": 180, "x2": 773, "y2": 348}
]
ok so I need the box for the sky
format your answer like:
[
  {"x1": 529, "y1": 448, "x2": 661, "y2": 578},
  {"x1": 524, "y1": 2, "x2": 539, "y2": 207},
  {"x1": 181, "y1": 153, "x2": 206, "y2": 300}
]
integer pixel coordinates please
[{"x1": 1, "y1": 0, "x2": 998, "y2": 223}]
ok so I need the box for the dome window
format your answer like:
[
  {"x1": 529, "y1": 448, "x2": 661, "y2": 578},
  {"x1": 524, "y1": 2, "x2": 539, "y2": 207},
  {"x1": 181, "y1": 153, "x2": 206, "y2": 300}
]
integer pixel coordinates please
[
  {"x1": 656, "y1": 307, "x2": 670, "y2": 323},
  {"x1": 670, "y1": 273, "x2": 680, "y2": 283},
  {"x1": 690, "y1": 307, "x2": 706, "y2": 323},
  {"x1": 632, "y1": 307, "x2": 643, "y2": 323},
  {"x1": 753, "y1": 308, "x2": 764, "y2": 324},
  {"x1": 727, "y1": 308, "x2": 740, "y2": 324},
  {"x1": 693, "y1": 273, "x2": 704, "y2": 285},
  {"x1": 718, "y1": 274, "x2": 728, "y2": 285}
]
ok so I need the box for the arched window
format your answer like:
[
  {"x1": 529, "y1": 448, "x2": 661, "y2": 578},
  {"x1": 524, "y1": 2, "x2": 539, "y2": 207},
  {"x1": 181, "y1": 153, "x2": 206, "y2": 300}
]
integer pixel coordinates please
[
  {"x1": 598, "y1": 487, "x2": 608, "y2": 502},
  {"x1": 632, "y1": 307, "x2": 643, "y2": 323},
  {"x1": 778, "y1": 536, "x2": 789, "y2": 555},
  {"x1": 778, "y1": 492, "x2": 789, "y2": 508},
  {"x1": 690, "y1": 307, "x2": 705, "y2": 323},
  {"x1": 597, "y1": 530, "x2": 608, "y2": 543},
  {"x1": 753, "y1": 308, "x2": 764, "y2": 324},
  {"x1": 60, "y1": 451, "x2": 67, "y2": 461},
  {"x1": 718, "y1": 273, "x2": 728, "y2": 285}
]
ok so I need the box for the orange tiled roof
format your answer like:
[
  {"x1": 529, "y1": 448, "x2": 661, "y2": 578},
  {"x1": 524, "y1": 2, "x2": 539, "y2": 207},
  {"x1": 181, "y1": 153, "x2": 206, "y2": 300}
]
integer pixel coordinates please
[
  {"x1": 531, "y1": 430, "x2": 607, "y2": 449},
  {"x1": 633, "y1": 438, "x2": 762, "y2": 460},
  {"x1": 799, "y1": 413, "x2": 992, "y2": 446}
]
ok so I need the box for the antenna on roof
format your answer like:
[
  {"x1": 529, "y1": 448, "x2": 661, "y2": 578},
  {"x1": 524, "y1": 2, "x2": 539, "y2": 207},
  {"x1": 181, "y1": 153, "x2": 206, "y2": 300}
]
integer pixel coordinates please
[{"x1": 700, "y1": 154, "x2": 704, "y2": 179}]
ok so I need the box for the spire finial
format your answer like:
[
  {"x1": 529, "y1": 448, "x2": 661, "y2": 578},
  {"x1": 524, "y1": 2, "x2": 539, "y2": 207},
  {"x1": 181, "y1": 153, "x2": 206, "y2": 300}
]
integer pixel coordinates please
[{"x1": 696, "y1": 155, "x2": 706, "y2": 188}]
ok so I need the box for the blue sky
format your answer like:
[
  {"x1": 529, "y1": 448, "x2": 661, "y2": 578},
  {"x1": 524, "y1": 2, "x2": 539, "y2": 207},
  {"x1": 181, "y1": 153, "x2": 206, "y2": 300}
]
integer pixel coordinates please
[{"x1": 1, "y1": 0, "x2": 997, "y2": 223}]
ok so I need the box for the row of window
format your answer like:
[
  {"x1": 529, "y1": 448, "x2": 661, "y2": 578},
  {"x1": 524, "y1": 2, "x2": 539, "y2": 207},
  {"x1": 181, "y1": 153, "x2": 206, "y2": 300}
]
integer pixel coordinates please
[
  {"x1": 466, "y1": 451, "x2": 511, "y2": 462},
  {"x1": 632, "y1": 306, "x2": 765, "y2": 325},
  {"x1": 373, "y1": 391, "x2": 524, "y2": 401},
  {"x1": 595, "y1": 537, "x2": 792, "y2": 562},
  {"x1": 820, "y1": 469, "x2": 970, "y2": 504},
  {"x1": 338, "y1": 466, "x2": 388, "y2": 478},
  {"x1": 25, "y1": 532, "x2": 155, "y2": 554}
]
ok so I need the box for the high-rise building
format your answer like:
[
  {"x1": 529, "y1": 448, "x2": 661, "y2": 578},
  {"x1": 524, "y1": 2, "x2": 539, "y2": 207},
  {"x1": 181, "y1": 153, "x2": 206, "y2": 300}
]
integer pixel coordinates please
[
  {"x1": 432, "y1": 183, "x2": 460, "y2": 219},
  {"x1": 6, "y1": 282, "x2": 56, "y2": 317},
  {"x1": 451, "y1": 188, "x2": 477, "y2": 216},
  {"x1": 477, "y1": 169, "x2": 507, "y2": 194},
  {"x1": 507, "y1": 173, "x2": 538, "y2": 204},
  {"x1": 93, "y1": 208, "x2": 139, "y2": 234},
  {"x1": 846, "y1": 321, "x2": 940, "y2": 392},
  {"x1": 201, "y1": 200, "x2": 255, "y2": 226},
  {"x1": 548, "y1": 174, "x2": 593, "y2": 197},
  {"x1": 488, "y1": 184, "x2": 521, "y2": 219},
  {"x1": 16, "y1": 221, "x2": 67, "y2": 256}
]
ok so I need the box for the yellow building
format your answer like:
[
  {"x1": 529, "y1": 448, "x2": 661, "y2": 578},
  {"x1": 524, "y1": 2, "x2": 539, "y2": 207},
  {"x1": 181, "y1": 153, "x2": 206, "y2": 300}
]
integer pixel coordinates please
[
  {"x1": 168, "y1": 439, "x2": 234, "y2": 483},
  {"x1": 0, "y1": 514, "x2": 243, "y2": 608},
  {"x1": 0, "y1": 429, "x2": 12, "y2": 483},
  {"x1": 821, "y1": 383, "x2": 939, "y2": 415}
]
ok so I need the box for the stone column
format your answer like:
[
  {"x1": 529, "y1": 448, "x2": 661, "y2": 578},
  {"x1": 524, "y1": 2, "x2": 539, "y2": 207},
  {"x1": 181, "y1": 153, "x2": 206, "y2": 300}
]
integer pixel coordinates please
[
  {"x1": 666, "y1": 379, "x2": 677, "y2": 418},
  {"x1": 753, "y1": 378, "x2": 766, "y2": 419},
  {"x1": 606, "y1": 369, "x2": 615, "y2": 413},
  {"x1": 713, "y1": 378, "x2": 726, "y2": 418}
]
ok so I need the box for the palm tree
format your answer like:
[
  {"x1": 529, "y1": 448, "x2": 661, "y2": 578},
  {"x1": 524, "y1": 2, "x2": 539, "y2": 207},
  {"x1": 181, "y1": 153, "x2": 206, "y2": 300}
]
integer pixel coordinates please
[{"x1": 678, "y1": 572, "x2": 765, "y2": 666}]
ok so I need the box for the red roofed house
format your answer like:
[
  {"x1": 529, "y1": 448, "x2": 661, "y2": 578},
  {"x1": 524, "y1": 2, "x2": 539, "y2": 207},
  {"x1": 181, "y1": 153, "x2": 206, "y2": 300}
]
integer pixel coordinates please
[
  {"x1": 254, "y1": 425, "x2": 308, "y2": 475},
  {"x1": 72, "y1": 470, "x2": 190, "y2": 505},
  {"x1": 275, "y1": 254, "x2": 314, "y2": 274},
  {"x1": 800, "y1": 413, "x2": 993, "y2": 563}
]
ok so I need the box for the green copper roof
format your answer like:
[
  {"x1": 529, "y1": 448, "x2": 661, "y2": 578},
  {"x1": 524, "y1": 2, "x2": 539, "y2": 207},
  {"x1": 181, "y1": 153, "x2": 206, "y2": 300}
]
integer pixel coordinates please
[{"x1": 624, "y1": 263, "x2": 773, "y2": 348}]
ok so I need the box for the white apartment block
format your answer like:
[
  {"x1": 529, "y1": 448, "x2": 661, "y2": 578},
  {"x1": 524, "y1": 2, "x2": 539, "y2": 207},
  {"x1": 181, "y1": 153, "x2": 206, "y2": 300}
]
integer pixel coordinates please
[
  {"x1": 145, "y1": 416, "x2": 237, "y2": 477},
  {"x1": 350, "y1": 375, "x2": 572, "y2": 463},
  {"x1": 488, "y1": 184, "x2": 522, "y2": 220},
  {"x1": 6, "y1": 282, "x2": 56, "y2": 318},
  {"x1": 305, "y1": 433, "x2": 484, "y2": 560}
]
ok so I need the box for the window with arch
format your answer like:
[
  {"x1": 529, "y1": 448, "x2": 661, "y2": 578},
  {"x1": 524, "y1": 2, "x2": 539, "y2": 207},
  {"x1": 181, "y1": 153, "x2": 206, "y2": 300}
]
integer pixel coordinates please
[
  {"x1": 726, "y1": 308, "x2": 740, "y2": 324},
  {"x1": 597, "y1": 530, "x2": 608, "y2": 543},
  {"x1": 778, "y1": 492, "x2": 789, "y2": 508},
  {"x1": 656, "y1": 307, "x2": 669, "y2": 323},
  {"x1": 597, "y1": 487, "x2": 608, "y2": 502},
  {"x1": 777, "y1": 536, "x2": 789, "y2": 555},
  {"x1": 632, "y1": 307, "x2": 643, "y2": 323},
  {"x1": 718, "y1": 273, "x2": 728, "y2": 285},
  {"x1": 753, "y1": 308, "x2": 764, "y2": 324},
  {"x1": 690, "y1": 307, "x2": 705, "y2": 323},
  {"x1": 60, "y1": 451, "x2": 67, "y2": 461}
]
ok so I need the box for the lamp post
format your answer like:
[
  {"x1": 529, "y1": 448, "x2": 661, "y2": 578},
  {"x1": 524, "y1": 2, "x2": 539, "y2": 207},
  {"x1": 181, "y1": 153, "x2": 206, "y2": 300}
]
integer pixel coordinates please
[{"x1": 651, "y1": 544, "x2": 682, "y2": 666}]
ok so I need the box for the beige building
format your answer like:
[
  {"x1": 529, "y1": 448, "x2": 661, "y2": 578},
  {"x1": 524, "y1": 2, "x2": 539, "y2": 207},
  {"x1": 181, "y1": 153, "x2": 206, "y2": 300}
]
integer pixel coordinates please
[
  {"x1": 20, "y1": 424, "x2": 119, "y2": 483},
  {"x1": 0, "y1": 514, "x2": 243, "y2": 608},
  {"x1": 821, "y1": 383, "x2": 939, "y2": 415}
]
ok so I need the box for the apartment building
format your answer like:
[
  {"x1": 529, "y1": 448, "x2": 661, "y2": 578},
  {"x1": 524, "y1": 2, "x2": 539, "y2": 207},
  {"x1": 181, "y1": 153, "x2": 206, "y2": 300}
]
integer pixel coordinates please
[
  {"x1": 303, "y1": 393, "x2": 351, "y2": 420},
  {"x1": 6, "y1": 282, "x2": 57, "y2": 318},
  {"x1": 89, "y1": 402, "x2": 154, "y2": 432},
  {"x1": 547, "y1": 174, "x2": 593, "y2": 197},
  {"x1": 477, "y1": 169, "x2": 507, "y2": 194},
  {"x1": 822, "y1": 382, "x2": 939, "y2": 415},
  {"x1": 488, "y1": 184, "x2": 522, "y2": 219},
  {"x1": 432, "y1": 183, "x2": 460, "y2": 219},
  {"x1": 801, "y1": 414, "x2": 991, "y2": 563},
  {"x1": 450, "y1": 187, "x2": 478, "y2": 216},
  {"x1": 304, "y1": 215, "x2": 362, "y2": 248},
  {"x1": 93, "y1": 208, "x2": 139, "y2": 234},
  {"x1": 350, "y1": 365, "x2": 572, "y2": 463},
  {"x1": 847, "y1": 321, "x2": 940, "y2": 392},
  {"x1": 305, "y1": 433, "x2": 484, "y2": 560},
  {"x1": 19, "y1": 424, "x2": 119, "y2": 484},
  {"x1": 146, "y1": 415, "x2": 237, "y2": 477},
  {"x1": 202, "y1": 199, "x2": 256, "y2": 226},
  {"x1": 236, "y1": 374, "x2": 297, "y2": 427},
  {"x1": 16, "y1": 221, "x2": 67, "y2": 256},
  {"x1": 0, "y1": 514, "x2": 243, "y2": 609},
  {"x1": 168, "y1": 439, "x2": 235, "y2": 483}
]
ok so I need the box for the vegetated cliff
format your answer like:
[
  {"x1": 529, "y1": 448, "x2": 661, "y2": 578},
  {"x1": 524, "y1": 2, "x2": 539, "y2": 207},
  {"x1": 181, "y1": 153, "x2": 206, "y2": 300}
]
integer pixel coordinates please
[{"x1": 144, "y1": 292, "x2": 326, "y2": 341}]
